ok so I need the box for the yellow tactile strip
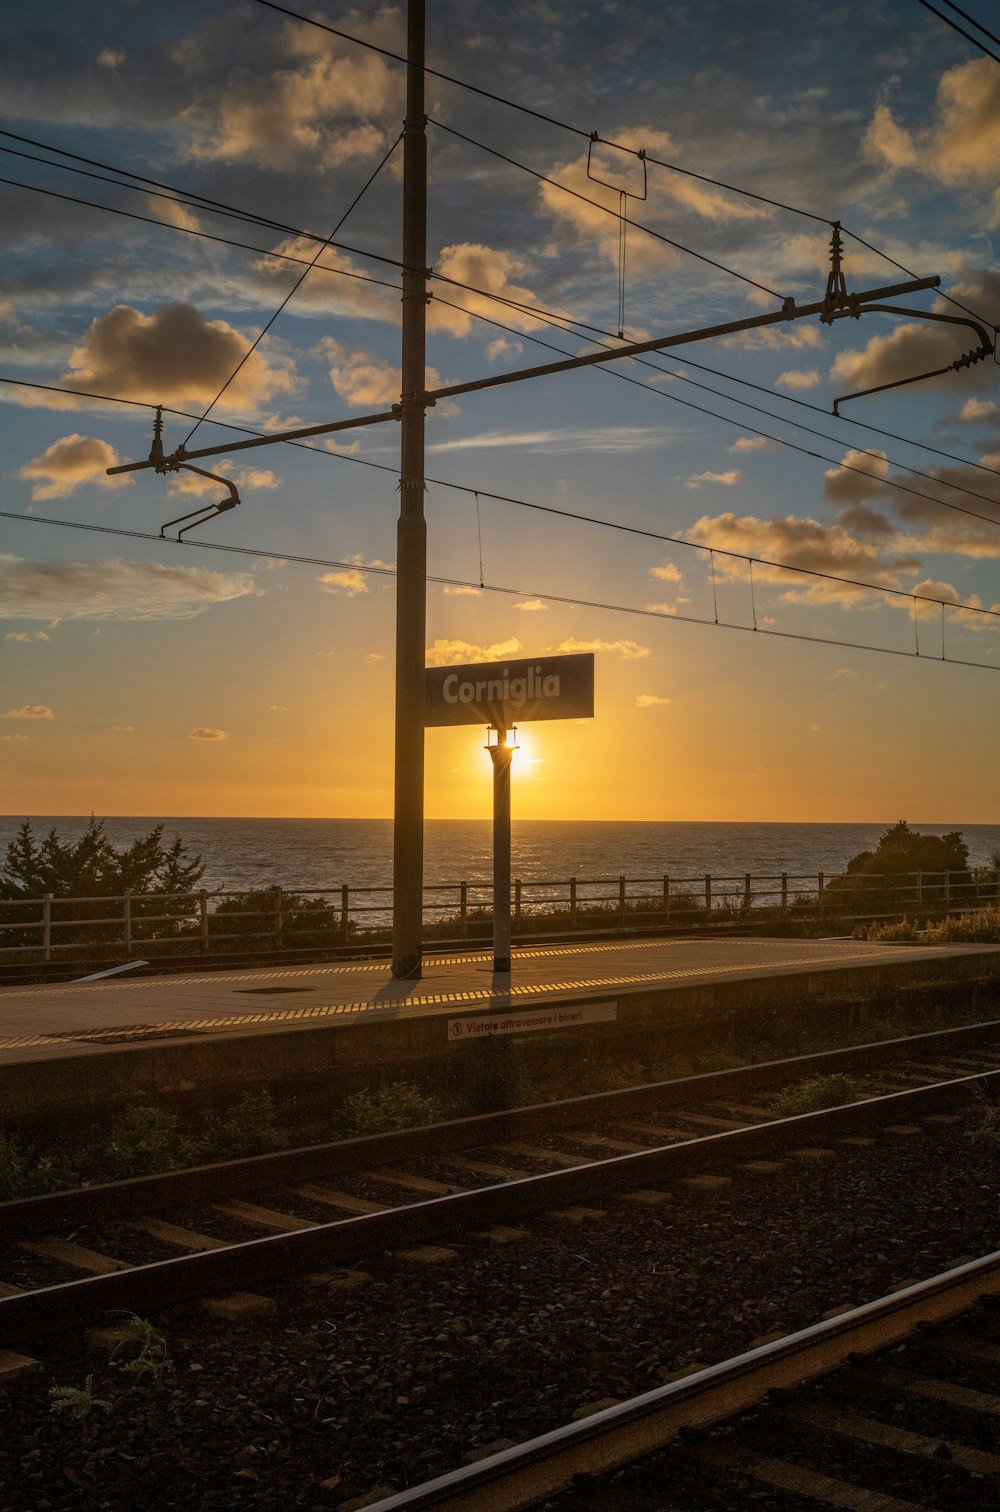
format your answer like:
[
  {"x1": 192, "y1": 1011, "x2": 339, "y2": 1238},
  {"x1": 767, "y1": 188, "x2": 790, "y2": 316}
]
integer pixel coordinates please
[
  {"x1": 0, "y1": 935, "x2": 866, "y2": 1000},
  {"x1": 0, "y1": 947, "x2": 898, "y2": 1051}
]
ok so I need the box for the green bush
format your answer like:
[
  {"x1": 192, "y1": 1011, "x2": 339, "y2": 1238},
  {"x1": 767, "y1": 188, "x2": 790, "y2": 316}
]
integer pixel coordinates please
[
  {"x1": 97, "y1": 1105, "x2": 191, "y2": 1179},
  {"x1": 773, "y1": 1073, "x2": 863, "y2": 1115},
  {"x1": 196, "y1": 1090, "x2": 290, "y2": 1160},
  {"x1": 341, "y1": 1082, "x2": 441, "y2": 1134},
  {"x1": 0, "y1": 1131, "x2": 71, "y2": 1200}
]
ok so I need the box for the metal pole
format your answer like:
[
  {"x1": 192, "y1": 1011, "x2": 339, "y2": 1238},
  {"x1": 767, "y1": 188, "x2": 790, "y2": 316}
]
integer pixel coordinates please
[
  {"x1": 488, "y1": 725, "x2": 515, "y2": 973},
  {"x1": 392, "y1": 0, "x2": 428, "y2": 979}
]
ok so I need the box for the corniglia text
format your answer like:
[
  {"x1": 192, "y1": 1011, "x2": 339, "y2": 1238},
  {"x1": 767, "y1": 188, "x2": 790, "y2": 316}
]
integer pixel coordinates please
[{"x1": 442, "y1": 665, "x2": 561, "y2": 706}]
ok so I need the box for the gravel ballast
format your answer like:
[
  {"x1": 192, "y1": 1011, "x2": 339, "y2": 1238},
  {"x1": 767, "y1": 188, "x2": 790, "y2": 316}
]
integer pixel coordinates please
[{"x1": 0, "y1": 1118, "x2": 997, "y2": 1511}]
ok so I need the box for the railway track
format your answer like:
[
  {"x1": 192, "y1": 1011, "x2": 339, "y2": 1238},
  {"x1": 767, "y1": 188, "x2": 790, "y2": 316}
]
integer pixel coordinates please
[
  {"x1": 359, "y1": 1253, "x2": 1000, "y2": 1512},
  {"x1": 1, "y1": 1020, "x2": 998, "y2": 1342}
]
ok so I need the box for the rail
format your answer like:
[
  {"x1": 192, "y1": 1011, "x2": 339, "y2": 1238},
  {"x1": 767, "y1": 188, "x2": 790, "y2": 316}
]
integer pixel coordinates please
[{"x1": 0, "y1": 868, "x2": 997, "y2": 963}]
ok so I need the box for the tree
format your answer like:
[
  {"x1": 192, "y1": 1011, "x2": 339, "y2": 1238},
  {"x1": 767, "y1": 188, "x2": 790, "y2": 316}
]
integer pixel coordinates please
[
  {"x1": 842, "y1": 821, "x2": 969, "y2": 878},
  {"x1": 1, "y1": 818, "x2": 204, "y2": 899}
]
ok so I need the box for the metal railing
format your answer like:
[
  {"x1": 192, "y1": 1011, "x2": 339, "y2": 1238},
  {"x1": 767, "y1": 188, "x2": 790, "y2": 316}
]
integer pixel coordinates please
[{"x1": 2, "y1": 868, "x2": 999, "y2": 964}]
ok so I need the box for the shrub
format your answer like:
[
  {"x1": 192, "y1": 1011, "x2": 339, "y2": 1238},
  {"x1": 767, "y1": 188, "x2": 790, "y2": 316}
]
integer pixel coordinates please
[
  {"x1": 196, "y1": 1090, "x2": 290, "y2": 1160},
  {"x1": 773, "y1": 1073, "x2": 863, "y2": 1115},
  {"x1": 341, "y1": 1082, "x2": 441, "y2": 1134},
  {"x1": 112, "y1": 1316, "x2": 172, "y2": 1379},
  {"x1": 96, "y1": 1105, "x2": 191, "y2": 1180},
  {"x1": 0, "y1": 1132, "x2": 71, "y2": 1200}
]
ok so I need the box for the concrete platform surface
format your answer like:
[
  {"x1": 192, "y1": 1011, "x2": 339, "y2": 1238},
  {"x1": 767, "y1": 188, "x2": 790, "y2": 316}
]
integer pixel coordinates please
[{"x1": 3, "y1": 935, "x2": 999, "y2": 1063}]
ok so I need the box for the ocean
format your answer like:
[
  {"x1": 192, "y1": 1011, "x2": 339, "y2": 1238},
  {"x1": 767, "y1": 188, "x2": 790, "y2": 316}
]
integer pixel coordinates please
[{"x1": 2, "y1": 817, "x2": 999, "y2": 895}]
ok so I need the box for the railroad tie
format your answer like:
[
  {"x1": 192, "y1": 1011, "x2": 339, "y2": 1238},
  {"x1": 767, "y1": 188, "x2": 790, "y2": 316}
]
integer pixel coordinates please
[
  {"x1": 691, "y1": 1441, "x2": 930, "y2": 1510},
  {"x1": 292, "y1": 1185, "x2": 387, "y2": 1214},
  {"x1": 777, "y1": 1398, "x2": 1000, "y2": 1478},
  {"x1": 20, "y1": 1239, "x2": 128, "y2": 1275},
  {"x1": 130, "y1": 1218, "x2": 228, "y2": 1252},
  {"x1": 211, "y1": 1199, "x2": 317, "y2": 1232}
]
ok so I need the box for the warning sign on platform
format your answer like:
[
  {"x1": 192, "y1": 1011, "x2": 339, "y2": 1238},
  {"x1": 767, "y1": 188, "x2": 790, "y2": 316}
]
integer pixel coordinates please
[{"x1": 447, "y1": 1001, "x2": 617, "y2": 1042}]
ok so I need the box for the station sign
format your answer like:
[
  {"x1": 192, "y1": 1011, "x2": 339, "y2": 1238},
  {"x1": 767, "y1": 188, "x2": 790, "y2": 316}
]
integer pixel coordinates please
[{"x1": 424, "y1": 652, "x2": 594, "y2": 728}]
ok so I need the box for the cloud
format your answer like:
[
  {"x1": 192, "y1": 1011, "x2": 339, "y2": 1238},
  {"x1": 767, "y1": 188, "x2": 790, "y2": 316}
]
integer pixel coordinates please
[
  {"x1": 729, "y1": 436, "x2": 770, "y2": 453},
  {"x1": 97, "y1": 48, "x2": 125, "y2": 69},
  {"x1": 959, "y1": 398, "x2": 998, "y2": 422},
  {"x1": 0, "y1": 555, "x2": 256, "y2": 620},
  {"x1": 429, "y1": 244, "x2": 550, "y2": 338},
  {"x1": 650, "y1": 562, "x2": 684, "y2": 583},
  {"x1": 318, "y1": 569, "x2": 368, "y2": 596},
  {"x1": 775, "y1": 369, "x2": 822, "y2": 390},
  {"x1": 486, "y1": 337, "x2": 524, "y2": 362},
  {"x1": 5, "y1": 633, "x2": 29, "y2": 643},
  {"x1": 831, "y1": 270, "x2": 1000, "y2": 395},
  {"x1": 426, "y1": 425, "x2": 666, "y2": 455},
  {"x1": 928, "y1": 59, "x2": 1000, "y2": 184},
  {"x1": 684, "y1": 470, "x2": 742, "y2": 489},
  {"x1": 425, "y1": 637, "x2": 522, "y2": 667},
  {"x1": 686, "y1": 512, "x2": 920, "y2": 605},
  {"x1": 18, "y1": 304, "x2": 298, "y2": 413},
  {"x1": 442, "y1": 584, "x2": 482, "y2": 597},
  {"x1": 3, "y1": 705, "x2": 53, "y2": 719},
  {"x1": 1, "y1": 734, "x2": 29, "y2": 742},
  {"x1": 189, "y1": 727, "x2": 227, "y2": 740},
  {"x1": 863, "y1": 102, "x2": 919, "y2": 170},
  {"x1": 823, "y1": 448, "x2": 893, "y2": 505},
  {"x1": 111, "y1": 724, "x2": 136, "y2": 732},
  {"x1": 19, "y1": 434, "x2": 135, "y2": 501},
  {"x1": 515, "y1": 598, "x2": 547, "y2": 611},
  {"x1": 317, "y1": 338, "x2": 449, "y2": 408},
  {"x1": 644, "y1": 602, "x2": 678, "y2": 615},
  {"x1": 830, "y1": 668, "x2": 859, "y2": 679},
  {"x1": 147, "y1": 195, "x2": 202, "y2": 233},
  {"x1": 181, "y1": 16, "x2": 403, "y2": 170},
  {"x1": 636, "y1": 693, "x2": 671, "y2": 707},
  {"x1": 551, "y1": 637, "x2": 649, "y2": 659},
  {"x1": 166, "y1": 462, "x2": 280, "y2": 497},
  {"x1": 538, "y1": 127, "x2": 766, "y2": 276}
]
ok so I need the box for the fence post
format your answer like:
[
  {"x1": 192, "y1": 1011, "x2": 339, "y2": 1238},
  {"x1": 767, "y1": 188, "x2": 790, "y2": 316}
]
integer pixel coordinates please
[
  {"x1": 945, "y1": 871, "x2": 951, "y2": 913},
  {"x1": 199, "y1": 890, "x2": 209, "y2": 952},
  {"x1": 743, "y1": 873, "x2": 752, "y2": 915},
  {"x1": 43, "y1": 893, "x2": 52, "y2": 962},
  {"x1": 341, "y1": 884, "x2": 350, "y2": 940},
  {"x1": 781, "y1": 872, "x2": 788, "y2": 911},
  {"x1": 619, "y1": 875, "x2": 626, "y2": 928},
  {"x1": 704, "y1": 874, "x2": 712, "y2": 916},
  {"x1": 123, "y1": 888, "x2": 132, "y2": 953},
  {"x1": 514, "y1": 878, "x2": 522, "y2": 931},
  {"x1": 274, "y1": 885, "x2": 283, "y2": 947},
  {"x1": 663, "y1": 875, "x2": 670, "y2": 924},
  {"x1": 818, "y1": 872, "x2": 824, "y2": 916},
  {"x1": 460, "y1": 880, "x2": 468, "y2": 938}
]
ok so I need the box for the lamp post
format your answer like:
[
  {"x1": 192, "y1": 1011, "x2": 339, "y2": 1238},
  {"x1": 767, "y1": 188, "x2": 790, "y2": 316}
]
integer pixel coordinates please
[{"x1": 486, "y1": 723, "x2": 518, "y2": 973}]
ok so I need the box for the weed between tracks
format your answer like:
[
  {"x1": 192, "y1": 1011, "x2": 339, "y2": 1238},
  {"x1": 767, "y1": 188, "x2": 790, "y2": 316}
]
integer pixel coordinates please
[{"x1": 0, "y1": 996, "x2": 991, "y2": 1200}]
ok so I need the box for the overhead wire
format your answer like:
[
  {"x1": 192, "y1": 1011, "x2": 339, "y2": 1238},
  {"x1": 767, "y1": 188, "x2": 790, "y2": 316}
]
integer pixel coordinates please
[
  {"x1": 3, "y1": 373, "x2": 998, "y2": 628},
  {"x1": 3, "y1": 166, "x2": 998, "y2": 527},
  {"x1": 3, "y1": 506, "x2": 997, "y2": 674},
  {"x1": 429, "y1": 118, "x2": 785, "y2": 300},
  {"x1": 180, "y1": 129, "x2": 404, "y2": 447},
  {"x1": 913, "y1": 0, "x2": 1000, "y2": 62},
  {"x1": 4, "y1": 127, "x2": 996, "y2": 474}
]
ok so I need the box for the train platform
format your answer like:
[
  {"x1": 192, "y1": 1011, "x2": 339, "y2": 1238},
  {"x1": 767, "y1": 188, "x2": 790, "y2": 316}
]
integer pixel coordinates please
[{"x1": 3, "y1": 934, "x2": 1000, "y2": 1125}]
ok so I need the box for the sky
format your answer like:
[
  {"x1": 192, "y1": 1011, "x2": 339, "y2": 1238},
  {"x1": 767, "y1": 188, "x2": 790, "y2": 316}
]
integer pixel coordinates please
[{"x1": 1, "y1": 0, "x2": 999, "y2": 823}]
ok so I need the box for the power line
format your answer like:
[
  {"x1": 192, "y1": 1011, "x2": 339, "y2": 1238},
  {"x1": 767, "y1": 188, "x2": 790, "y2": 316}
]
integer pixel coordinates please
[
  {"x1": 4, "y1": 370, "x2": 999, "y2": 625},
  {"x1": 6, "y1": 124, "x2": 996, "y2": 431},
  {"x1": 181, "y1": 130, "x2": 404, "y2": 448},
  {"x1": 913, "y1": 0, "x2": 1000, "y2": 61},
  {"x1": 4, "y1": 174, "x2": 998, "y2": 522},
  {"x1": 444, "y1": 299, "x2": 1000, "y2": 530},
  {"x1": 4, "y1": 507, "x2": 997, "y2": 674},
  {"x1": 934, "y1": 0, "x2": 1000, "y2": 47},
  {"x1": 248, "y1": 0, "x2": 833, "y2": 224},
  {"x1": 429, "y1": 118, "x2": 785, "y2": 301}
]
